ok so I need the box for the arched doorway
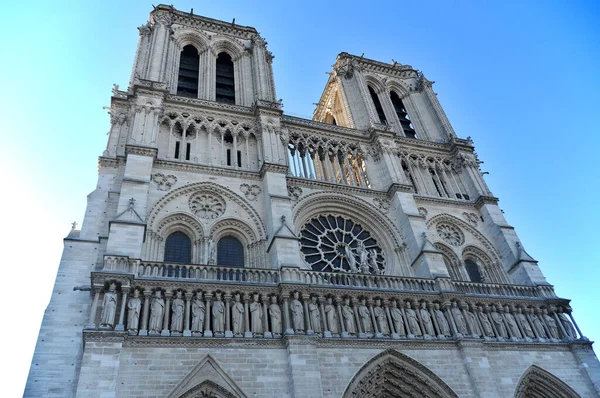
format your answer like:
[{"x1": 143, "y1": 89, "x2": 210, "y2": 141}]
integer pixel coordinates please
[{"x1": 514, "y1": 365, "x2": 581, "y2": 398}]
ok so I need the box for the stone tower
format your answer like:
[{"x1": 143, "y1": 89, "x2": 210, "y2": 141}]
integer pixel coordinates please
[{"x1": 25, "y1": 5, "x2": 600, "y2": 398}]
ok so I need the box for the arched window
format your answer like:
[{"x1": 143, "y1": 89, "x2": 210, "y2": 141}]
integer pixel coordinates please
[
  {"x1": 368, "y1": 86, "x2": 387, "y2": 124},
  {"x1": 464, "y1": 259, "x2": 482, "y2": 282},
  {"x1": 216, "y1": 52, "x2": 235, "y2": 104},
  {"x1": 217, "y1": 236, "x2": 244, "y2": 267},
  {"x1": 164, "y1": 231, "x2": 192, "y2": 264},
  {"x1": 390, "y1": 91, "x2": 416, "y2": 138},
  {"x1": 177, "y1": 45, "x2": 200, "y2": 98}
]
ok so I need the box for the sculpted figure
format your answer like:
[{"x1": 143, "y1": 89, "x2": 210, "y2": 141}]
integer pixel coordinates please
[
  {"x1": 170, "y1": 291, "x2": 185, "y2": 333},
  {"x1": 503, "y1": 306, "x2": 521, "y2": 338},
  {"x1": 191, "y1": 292, "x2": 205, "y2": 332},
  {"x1": 100, "y1": 283, "x2": 118, "y2": 328},
  {"x1": 542, "y1": 309, "x2": 559, "y2": 339},
  {"x1": 250, "y1": 294, "x2": 263, "y2": 334},
  {"x1": 465, "y1": 304, "x2": 481, "y2": 337},
  {"x1": 419, "y1": 302, "x2": 435, "y2": 336},
  {"x1": 517, "y1": 308, "x2": 535, "y2": 339},
  {"x1": 358, "y1": 299, "x2": 373, "y2": 333},
  {"x1": 309, "y1": 296, "x2": 322, "y2": 333},
  {"x1": 148, "y1": 290, "x2": 165, "y2": 333},
  {"x1": 357, "y1": 242, "x2": 370, "y2": 274},
  {"x1": 368, "y1": 249, "x2": 380, "y2": 274},
  {"x1": 374, "y1": 299, "x2": 390, "y2": 335},
  {"x1": 390, "y1": 300, "x2": 406, "y2": 336},
  {"x1": 342, "y1": 298, "x2": 356, "y2": 334},
  {"x1": 557, "y1": 307, "x2": 577, "y2": 338},
  {"x1": 531, "y1": 309, "x2": 548, "y2": 338},
  {"x1": 207, "y1": 238, "x2": 216, "y2": 265},
  {"x1": 451, "y1": 302, "x2": 468, "y2": 335},
  {"x1": 434, "y1": 303, "x2": 450, "y2": 337},
  {"x1": 290, "y1": 292, "x2": 304, "y2": 331},
  {"x1": 477, "y1": 306, "x2": 495, "y2": 337},
  {"x1": 269, "y1": 296, "x2": 282, "y2": 334},
  {"x1": 126, "y1": 289, "x2": 141, "y2": 333},
  {"x1": 212, "y1": 292, "x2": 225, "y2": 333},
  {"x1": 490, "y1": 305, "x2": 508, "y2": 338},
  {"x1": 325, "y1": 298, "x2": 339, "y2": 334},
  {"x1": 405, "y1": 302, "x2": 422, "y2": 336},
  {"x1": 232, "y1": 294, "x2": 245, "y2": 335},
  {"x1": 345, "y1": 247, "x2": 358, "y2": 273}
]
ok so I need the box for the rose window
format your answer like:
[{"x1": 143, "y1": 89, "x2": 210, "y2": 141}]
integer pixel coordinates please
[
  {"x1": 189, "y1": 192, "x2": 226, "y2": 219},
  {"x1": 436, "y1": 223, "x2": 464, "y2": 246},
  {"x1": 300, "y1": 215, "x2": 385, "y2": 274}
]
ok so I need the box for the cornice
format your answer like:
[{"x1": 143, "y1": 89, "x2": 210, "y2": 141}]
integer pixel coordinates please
[
  {"x1": 337, "y1": 52, "x2": 420, "y2": 79},
  {"x1": 125, "y1": 145, "x2": 158, "y2": 158},
  {"x1": 98, "y1": 157, "x2": 121, "y2": 170},
  {"x1": 281, "y1": 115, "x2": 367, "y2": 137},
  {"x1": 259, "y1": 162, "x2": 288, "y2": 177},
  {"x1": 474, "y1": 195, "x2": 500, "y2": 208},
  {"x1": 166, "y1": 95, "x2": 254, "y2": 115},
  {"x1": 153, "y1": 160, "x2": 262, "y2": 180},
  {"x1": 414, "y1": 195, "x2": 477, "y2": 209}
]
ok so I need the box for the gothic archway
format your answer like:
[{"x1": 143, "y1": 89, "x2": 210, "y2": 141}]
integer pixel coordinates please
[
  {"x1": 343, "y1": 350, "x2": 459, "y2": 398},
  {"x1": 514, "y1": 365, "x2": 581, "y2": 398}
]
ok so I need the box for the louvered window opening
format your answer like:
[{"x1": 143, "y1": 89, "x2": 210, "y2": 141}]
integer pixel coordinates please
[
  {"x1": 368, "y1": 86, "x2": 387, "y2": 124},
  {"x1": 390, "y1": 91, "x2": 416, "y2": 139},
  {"x1": 177, "y1": 45, "x2": 200, "y2": 98},
  {"x1": 216, "y1": 52, "x2": 235, "y2": 104}
]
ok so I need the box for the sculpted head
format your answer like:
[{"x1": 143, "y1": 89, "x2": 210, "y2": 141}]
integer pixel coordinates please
[
  {"x1": 109, "y1": 283, "x2": 117, "y2": 292},
  {"x1": 271, "y1": 295, "x2": 277, "y2": 304},
  {"x1": 253, "y1": 293, "x2": 259, "y2": 302},
  {"x1": 155, "y1": 290, "x2": 162, "y2": 298},
  {"x1": 133, "y1": 289, "x2": 140, "y2": 298}
]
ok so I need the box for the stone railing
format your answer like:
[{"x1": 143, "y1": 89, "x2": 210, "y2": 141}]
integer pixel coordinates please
[
  {"x1": 86, "y1": 276, "x2": 585, "y2": 345},
  {"x1": 452, "y1": 281, "x2": 557, "y2": 299}
]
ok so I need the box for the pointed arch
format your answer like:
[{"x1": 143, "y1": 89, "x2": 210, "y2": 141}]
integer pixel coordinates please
[
  {"x1": 343, "y1": 349, "x2": 459, "y2": 398},
  {"x1": 514, "y1": 365, "x2": 581, "y2": 398}
]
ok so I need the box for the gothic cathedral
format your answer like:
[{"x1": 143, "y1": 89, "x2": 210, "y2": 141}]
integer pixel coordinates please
[{"x1": 25, "y1": 5, "x2": 600, "y2": 398}]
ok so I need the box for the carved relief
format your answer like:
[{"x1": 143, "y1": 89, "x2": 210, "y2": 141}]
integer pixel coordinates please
[
  {"x1": 418, "y1": 207, "x2": 428, "y2": 218},
  {"x1": 239, "y1": 184, "x2": 262, "y2": 201},
  {"x1": 152, "y1": 173, "x2": 178, "y2": 191},
  {"x1": 373, "y1": 198, "x2": 390, "y2": 211},
  {"x1": 189, "y1": 192, "x2": 226, "y2": 219},
  {"x1": 287, "y1": 186, "x2": 303, "y2": 201},
  {"x1": 436, "y1": 223, "x2": 464, "y2": 246},
  {"x1": 462, "y1": 212, "x2": 479, "y2": 226}
]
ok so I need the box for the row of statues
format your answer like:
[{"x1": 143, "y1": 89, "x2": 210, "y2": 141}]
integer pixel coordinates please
[{"x1": 94, "y1": 284, "x2": 581, "y2": 342}]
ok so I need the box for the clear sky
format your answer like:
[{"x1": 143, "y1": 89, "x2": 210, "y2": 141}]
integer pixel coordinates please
[{"x1": 1, "y1": 1, "x2": 598, "y2": 396}]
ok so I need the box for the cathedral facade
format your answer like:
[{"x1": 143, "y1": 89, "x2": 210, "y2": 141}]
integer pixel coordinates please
[{"x1": 25, "y1": 5, "x2": 600, "y2": 398}]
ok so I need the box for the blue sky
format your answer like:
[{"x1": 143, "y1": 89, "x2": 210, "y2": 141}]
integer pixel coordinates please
[{"x1": 2, "y1": 1, "x2": 598, "y2": 395}]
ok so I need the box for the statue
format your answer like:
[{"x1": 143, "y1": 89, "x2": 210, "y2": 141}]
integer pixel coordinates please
[
  {"x1": 434, "y1": 303, "x2": 450, "y2": 337},
  {"x1": 232, "y1": 294, "x2": 245, "y2": 335},
  {"x1": 531, "y1": 309, "x2": 548, "y2": 339},
  {"x1": 465, "y1": 304, "x2": 481, "y2": 337},
  {"x1": 290, "y1": 292, "x2": 304, "y2": 332},
  {"x1": 345, "y1": 247, "x2": 358, "y2": 273},
  {"x1": 325, "y1": 298, "x2": 339, "y2": 334},
  {"x1": 557, "y1": 307, "x2": 577, "y2": 338},
  {"x1": 517, "y1": 308, "x2": 535, "y2": 339},
  {"x1": 341, "y1": 298, "x2": 356, "y2": 334},
  {"x1": 368, "y1": 249, "x2": 380, "y2": 274},
  {"x1": 207, "y1": 238, "x2": 216, "y2": 265},
  {"x1": 477, "y1": 306, "x2": 495, "y2": 338},
  {"x1": 358, "y1": 299, "x2": 373, "y2": 334},
  {"x1": 100, "y1": 283, "x2": 118, "y2": 328},
  {"x1": 191, "y1": 292, "x2": 205, "y2": 333},
  {"x1": 269, "y1": 296, "x2": 282, "y2": 335},
  {"x1": 490, "y1": 305, "x2": 508, "y2": 338},
  {"x1": 450, "y1": 302, "x2": 468, "y2": 335},
  {"x1": 419, "y1": 302, "x2": 435, "y2": 336},
  {"x1": 374, "y1": 299, "x2": 390, "y2": 335},
  {"x1": 212, "y1": 292, "x2": 225, "y2": 334},
  {"x1": 405, "y1": 301, "x2": 422, "y2": 337},
  {"x1": 309, "y1": 296, "x2": 322, "y2": 333},
  {"x1": 542, "y1": 309, "x2": 559, "y2": 339},
  {"x1": 250, "y1": 294, "x2": 263, "y2": 334},
  {"x1": 170, "y1": 291, "x2": 185, "y2": 333},
  {"x1": 148, "y1": 290, "x2": 165, "y2": 334},
  {"x1": 357, "y1": 242, "x2": 370, "y2": 274},
  {"x1": 503, "y1": 306, "x2": 521, "y2": 339},
  {"x1": 126, "y1": 289, "x2": 141, "y2": 333},
  {"x1": 390, "y1": 300, "x2": 406, "y2": 336}
]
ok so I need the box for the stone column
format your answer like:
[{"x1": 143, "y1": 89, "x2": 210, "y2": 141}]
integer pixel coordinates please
[
  {"x1": 244, "y1": 295, "x2": 252, "y2": 338},
  {"x1": 225, "y1": 294, "x2": 233, "y2": 338},
  {"x1": 262, "y1": 295, "x2": 272, "y2": 338},
  {"x1": 283, "y1": 296, "x2": 293, "y2": 335},
  {"x1": 568, "y1": 310, "x2": 586, "y2": 340},
  {"x1": 161, "y1": 291, "x2": 172, "y2": 336},
  {"x1": 303, "y1": 294, "x2": 313, "y2": 335},
  {"x1": 87, "y1": 288, "x2": 102, "y2": 329},
  {"x1": 183, "y1": 293, "x2": 192, "y2": 337},
  {"x1": 115, "y1": 287, "x2": 130, "y2": 331},
  {"x1": 139, "y1": 290, "x2": 151, "y2": 336},
  {"x1": 203, "y1": 293, "x2": 212, "y2": 337},
  {"x1": 552, "y1": 309, "x2": 570, "y2": 341}
]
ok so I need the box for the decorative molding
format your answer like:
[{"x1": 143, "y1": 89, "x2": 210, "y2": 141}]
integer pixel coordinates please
[
  {"x1": 152, "y1": 173, "x2": 178, "y2": 191},
  {"x1": 189, "y1": 192, "x2": 227, "y2": 219},
  {"x1": 462, "y1": 212, "x2": 479, "y2": 226},
  {"x1": 436, "y1": 223, "x2": 465, "y2": 247},
  {"x1": 239, "y1": 184, "x2": 261, "y2": 201}
]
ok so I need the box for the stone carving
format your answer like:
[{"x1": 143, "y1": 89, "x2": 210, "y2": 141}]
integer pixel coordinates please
[
  {"x1": 240, "y1": 184, "x2": 262, "y2": 201},
  {"x1": 250, "y1": 294, "x2": 263, "y2": 334},
  {"x1": 531, "y1": 310, "x2": 548, "y2": 339},
  {"x1": 152, "y1": 173, "x2": 177, "y2": 191},
  {"x1": 358, "y1": 299, "x2": 373, "y2": 334},
  {"x1": 127, "y1": 289, "x2": 141, "y2": 333},
  {"x1": 557, "y1": 307, "x2": 577, "y2": 338},
  {"x1": 269, "y1": 296, "x2": 282, "y2": 335},
  {"x1": 287, "y1": 186, "x2": 303, "y2": 201},
  {"x1": 462, "y1": 212, "x2": 479, "y2": 226},
  {"x1": 465, "y1": 304, "x2": 481, "y2": 337},
  {"x1": 149, "y1": 290, "x2": 165, "y2": 334},
  {"x1": 477, "y1": 306, "x2": 495, "y2": 338},
  {"x1": 357, "y1": 241, "x2": 370, "y2": 274},
  {"x1": 418, "y1": 207, "x2": 428, "y2": 218},
  {"x1": 232, "y1": 294, "x2": 245, "y2": 336},
  {"x1": 325, "y1": 298, "x2": 339, "y2": 334},
  {"x1": 191, "y1": 292, "x2": 205, "y2": 333},
  {"x1": 405, "y1": 302, "x2": 422, "y2": 337},
  {"x1": 436, "y1": 223, "x2": 465, "y2": 246},
  {"x1": 451, "y1": 302, "x2": 468, "y2": 335},
  {"x1": 504, "y1": 305, "x2": 522, "y2": 339},
  {"x1": 542, "y1": 309, "x2": 559, "y2": 339},
  {"x1": 433, "y1": 303, "x2": 450, "y2": 337},
  {"x1": 212, "y1": 293, "x2": 225, "y2": 334},
  {"x1": 290, "y1": 292, "x2": 304, "y2": 332},
  {"x1": 517, "y1": 308, "x2": 535, "y2": 339},
  {"x1": 189, "y1": 192, "x2": 226, "y2": 219},
  {"x1": 374, "y1": 300, "x2": 390, "y2": 335},
  {"x1": 171, "y1": 291, "x2": 185, "y2": 333},
  {"x1": 419, "y1": 302, "x2": 435, "y2": 336},
  {"x1": 342, "y1": 298, "x2": 356, "y2": 334},
  {"x1": 207, "y1": 238, "x2": 216, "y2": 265},
  {"x1": 152, "y1": 10, "x2": 172, "y2": 27},
  {"x1": 373, "y1": 198, "x2": 390, "y2": 211},
  {"x1": 490, "y1": 305, "x2": 508, "y2": 338},
  {"x1": 309, "y1": 296, "x2": 322, "y2": 333},
  {"x1": 100, "y1": 283, "x2": 118, "y2": 328},
  {"x1": 390, "y1": 300, "x2": 406, "y2": 336}
]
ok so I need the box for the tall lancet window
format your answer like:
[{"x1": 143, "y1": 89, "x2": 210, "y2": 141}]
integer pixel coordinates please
[
  {"x1": 164, "y1": 231, "x2": 192, "y2": 264},
  {"x1": 368, "y1": 86, "x2": 387, "y2": 124},
  {"x1": 177, "y1": 45, "x2": 200, "y2": 98},
  {"x1": 216, "y1": 52, "x2": 235, "y2": 104},
  {"x1": 390, "y1": 91, "x2": 417, "y2": 138},
  {"x1": 217, "y1": 236, "x2": 244, "y2": 267}
]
